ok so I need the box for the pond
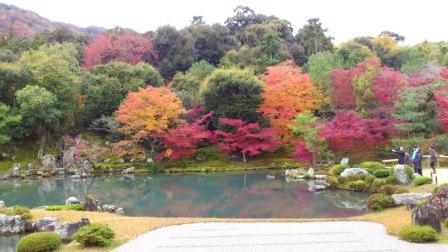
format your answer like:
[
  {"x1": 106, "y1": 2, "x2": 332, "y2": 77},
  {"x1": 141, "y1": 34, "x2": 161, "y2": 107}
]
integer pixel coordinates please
[{"x1": 0, "y1": 171, "x2": 370, "y2": 218}]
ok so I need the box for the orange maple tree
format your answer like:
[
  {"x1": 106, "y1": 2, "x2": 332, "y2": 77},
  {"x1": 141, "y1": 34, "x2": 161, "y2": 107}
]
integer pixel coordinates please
[
  {"x1": 114, "y1": 86, "x2": 186, "y2": 160},
  {"x1": 259, "y1": 63, "x2": 316, "y2": 140}
]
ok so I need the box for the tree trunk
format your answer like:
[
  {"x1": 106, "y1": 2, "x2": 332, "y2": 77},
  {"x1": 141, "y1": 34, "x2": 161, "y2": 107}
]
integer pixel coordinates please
[
  {"x1": 242, "y1": 152, "x2": 246, "y2": 163},
  {"x1": 37, "y1": 130, "x2": 49, "y2": 161}
]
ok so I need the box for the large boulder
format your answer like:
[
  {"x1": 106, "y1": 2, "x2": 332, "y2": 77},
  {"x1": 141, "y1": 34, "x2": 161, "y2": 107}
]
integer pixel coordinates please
[
  {"x1": 0, "y1": 201, "x2": 5, "y2": 208},
  {"x1": 65, "y1": 197, "x2": 81, "y2": 205},
  {"x1": 35, "y1": 217, "x2": 59, "y2": 231},
  {"x1": 391, "y1": 193, "x2": 432, "y2": 209},
  {"x1": 412, "y1": 204, "x2": 441, "y2": 232},
  {"x1": 426, "y1": 186, "x2": 448, "y2": 219},
  {"x1": 102, "y1": 204, "x2": 117, "y2": 213},
  {"x1": 84, "y1": 196, "x2": 102, "y2": 211},
  {"x1": 79, "y1": 160, "x2": 92, "y2": 175},
  {"x1": 41, "y1": 154, "x2": 56, "y2": 170},
  {"x1": 9, "y1": 163, "x2": 20, "y2": 177},
  {"x1": 340, "y1": 168, "x2": 368, "y2": 178},
  {"x1": 37, "y1": 217, "x2": 90, "y2": 242},
  {"x1": 394, "y1": 165, "x2": 411, "y2": 185},
  {"x1": 62, "y1": 149, "x2": 75, "y2": 169},
  {"x1": 0, "y1": 214, "x2": 25, "y2": 234},
  {"x1": 122, "y1": 166, "x2": 135, "y2": 175}
]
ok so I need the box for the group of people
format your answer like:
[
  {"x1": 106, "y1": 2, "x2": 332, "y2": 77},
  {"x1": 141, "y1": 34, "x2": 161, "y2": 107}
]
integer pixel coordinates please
[{"x1": 392, "y1": 146, "x2": 439, "y2": 176}]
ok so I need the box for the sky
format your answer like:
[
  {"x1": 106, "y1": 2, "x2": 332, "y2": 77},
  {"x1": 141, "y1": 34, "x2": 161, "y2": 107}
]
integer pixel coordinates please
[{"x1": 2, "y1": 0, "x2": 446, "y2": 44}]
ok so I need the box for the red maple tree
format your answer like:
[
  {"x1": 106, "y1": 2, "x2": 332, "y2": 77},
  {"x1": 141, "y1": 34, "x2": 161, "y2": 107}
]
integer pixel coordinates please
[
  {"x1": 435, "y1": 87, "x2": 448, "y2": 132},
  {"x1": 319, "y1": 111, "x2": 396, "y2": 153},
  {"x1": 331, "y1": 69, "x2": 356, "y2": 110},
  {"x1": 292, "y1": 140, "x2": 312, "y2": 162},
  {"x1": 214, "y1": 118, "x2": 281, "y2": 162},
  {"x1": 372, "y1": 67, "x2": 408, "y2": 114},
  {"x1": 82, "y1": 32, "x2": 156, "y2": 69}
]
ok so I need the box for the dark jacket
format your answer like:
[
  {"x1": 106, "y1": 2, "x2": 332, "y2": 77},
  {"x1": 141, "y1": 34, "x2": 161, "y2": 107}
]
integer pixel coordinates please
[
  {"x1": 395, "y1": 150, "x2": 405, "y2": 165},
  {"x1": 429, "y1": 149, "x2": 438, "y2": 163},
  {"x1": 413, "y1": 152, "x2": 423, "y2": 170}
]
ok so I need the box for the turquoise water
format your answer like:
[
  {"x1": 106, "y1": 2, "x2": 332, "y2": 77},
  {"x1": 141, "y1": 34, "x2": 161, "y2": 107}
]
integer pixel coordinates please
[{"x1": 0, "y1": 171, "x2": 370, "y2": 218}]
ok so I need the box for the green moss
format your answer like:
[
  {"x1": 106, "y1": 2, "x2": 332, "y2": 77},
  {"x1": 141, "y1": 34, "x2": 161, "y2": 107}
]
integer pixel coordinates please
[
  {"x1": 385, "y1": 175, "x2": 396, "y2": 184},
  {"x1": 365, "y1": 174, "x2": 376, "y2": 186},
  {"x1": 346, "y1": 180, "x2": 367, "y2": 191},
  {"x1": 399, "y1": 224, "x2": 437, "y2": 243},
  {"x1": 373, "y1": 169, "x2": 390, "y2": 178},
  {"x1": 367, "y1": 193, "x2": 395, "y2": 211},
  {"x1": 359, "y1": 161, "x2": 385, "y2": 170},
  {"x1": 17, "y1": 232, "x2": 61, "y2": 252},
  {"x1": 0, "y1": 205, "x2": 32, "y2": 221},
  {"x1": 45, "y1": 204, "x2": 84, "y2": 211},
  {"x1": 414, "y1": 176, "x2": 432, "y2": 186},
  {"x1": 73, "y1": 223, "x2": 115, "y2": 247},
  {"x1": 330, "y1": 164, "x2": 349, "y2": 176},
  {"x1": 372, "y1": 178, "x2": 386, "y2": 188},
  {"x1": 325, "y1": 176, "x2": 338, "y2": 188}
]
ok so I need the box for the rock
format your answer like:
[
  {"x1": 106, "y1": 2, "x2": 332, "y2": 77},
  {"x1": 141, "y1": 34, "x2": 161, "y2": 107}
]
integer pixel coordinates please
[
  {"x1": 266, "y1": 175, "x2": 275, "y2": 180},
  {"x1": 35, "y1": 217, "x2": 59, "y2": 231},
  {"x1": 308, "y1": 184, "x2": 326, "y2": 192},
  {"x1": 307, "y1": 168, "x2": 315, "y2": 176},
  {"x1": 115, "y1": 208, "x2": 124, "y2": 215},
  {"x1": 340, "y1": 168, "x2": 368, "y2": 178},
  {"x1": 70, "y1": 174, "x2": 81, "y2": 179},
  {"x1": 0, "y1": 152, "x2": 8, "y2": 159},
  {"x1": 65, "y1": 197, "x2": 81, "y2": 205},
  {"x1": 412, "y1": 204, "x2": 441, "y2": 232},
  {"x1": 340, "y1": 157, "x2": 349, "y2": 165},
  {"x1": 26, "y1": 163, "x2": 34, "y2": 171},
  {"x1": 9, "y1": 163, "x2": 20, "y2": 177},
  {"x1": 413, "y1": 173, "x2": 421, "y2": 178},
  {"x1": 392, "y1": 193, "x2": 432, "y2": 209},
  {"x1": 84, "y1": 196, "x2": 102, "y2": 211},
  {"x1": 105, "y1": 141, "x2": 111, "y2": 147},
  {"x1": 394, "y1": 165, "x2": 411, "y2": 185},
  {"x1": 55, "y1": 218, "x2": 90, "y2": 242},
  {"x1": 146, "y1": 157, "x2": 154, "y2": 164},
  {"x1": 0, "y1": 214, "x2": 25, "y2": 234},
  {"x1": 118, "y1": 158, "x2": 125, "y2": 163},
  {"x1": 194, "y1": 155, "x2": 206, "y2": 162},
  {"x1": 315, "y1": 174, "x2": 326, "y2": 179},
  {"x1": 122, "y1": 166, "x2": 135, "y2": 175},
  {"x1": 41, "y1": 154, "x2": 56, "y2": 170},
  {"x1": 426, "y1": 187, "x2": 448, "y2": 219},
  {"x1": 102, "y1": 204, "x2": 117, "y2": 213},
  {"x1": 0, "y1": 201, "x2": 5, "y2": 208},
  {"x1": 62, "y1": 149, "x2": 75, "y2": 169}
]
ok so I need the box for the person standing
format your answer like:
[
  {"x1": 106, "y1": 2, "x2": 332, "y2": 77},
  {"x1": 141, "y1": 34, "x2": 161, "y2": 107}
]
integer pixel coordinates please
[
  {"x1": 392, "y1": 146, "x2": 406, "y2": 165},
  {"x1": 429, "y1": 146, "x2": 438, "y2": 174},
  {"x1": 413, "y1": 148, "x2": 423, "y2": 176}
]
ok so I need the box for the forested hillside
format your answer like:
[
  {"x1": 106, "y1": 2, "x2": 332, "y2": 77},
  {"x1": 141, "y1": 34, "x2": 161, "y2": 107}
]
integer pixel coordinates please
[{"x1": 1, "y1": 5, "x2": 448, "y2": 170}]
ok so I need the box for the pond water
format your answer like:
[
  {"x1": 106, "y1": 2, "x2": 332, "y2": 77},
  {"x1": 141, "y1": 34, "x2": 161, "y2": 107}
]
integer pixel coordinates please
[{"x1": 0, "y1": 171, "x2": 370, "y2": 218}]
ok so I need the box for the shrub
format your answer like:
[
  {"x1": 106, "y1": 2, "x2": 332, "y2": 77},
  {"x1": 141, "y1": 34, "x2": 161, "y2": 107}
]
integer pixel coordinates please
[
  {"x1": 433, "y1": 183, "x2": 448, "y2": 193},
  {"x1": 17, "y1": 232, "x2": 62, "y2": 252},
  {"x1": 45, "y1": 204, "x2": 84, "y2": 211},
  {"x1": 404, "y1": 165, "x2": 414, "y2": 180},
  {"x1": 346, "y1": 180, "x2": 367, "y2": 191},
  {"x1": 365, "y1": 174, "x2": 376, "y2": 185},
  {"x1": 414, "y1": 176, "x2": 432, "y2": 186},
  {"x1": 444, "y1": 218, "x2": 448, "y2": 228},
  {"x1": 359, "y1": 161, "x2": 385, "y2": 170},
  {"x1": 325, "y1": 176, "x2": 338, "y2": 188},
  {"x1": 73, "y1": 223, "x2": 115, "y2": 247},
  {"x1": 399, "y1": 224, "x2": 437, "y2": 243},
  {"x1": 385, "y1": 175, "x2": 396, "y2": 184},
  {"x1": 367, "y1": 193, "x2": 395, "y2": 211},
  {"x1": 372, "y1": 178, "x2": 386, "y2": 188},
  {"x1": 0, "y1": 205, "x2": 32, "y2": 221},
  {"x1": 379, "y1": 185, "x2": 398, "y2": 195},
  {"x1": 336, "y1": 175, "x2": 348, "y2": 185},
  {"x1": 373, "y1": 169, "x2": 390, "y2": 178},
  {"x1": 330, "y1": 164, "x2": 349, "y2": 176}
]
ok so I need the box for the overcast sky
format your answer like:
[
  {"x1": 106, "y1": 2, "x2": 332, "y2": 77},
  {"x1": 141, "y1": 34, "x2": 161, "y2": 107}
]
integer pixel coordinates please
[{"x1": 2, "y1": 0, "x2": 446, "y2": 44}]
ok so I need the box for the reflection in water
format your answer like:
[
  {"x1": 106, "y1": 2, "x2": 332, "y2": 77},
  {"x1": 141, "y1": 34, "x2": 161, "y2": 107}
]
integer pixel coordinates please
[
  {"x1": 0, "y1": 234, "x2": 22, "y2": 252},
  {"x1": 0, "y1": 171, "x2": 370, "y2": 218}
]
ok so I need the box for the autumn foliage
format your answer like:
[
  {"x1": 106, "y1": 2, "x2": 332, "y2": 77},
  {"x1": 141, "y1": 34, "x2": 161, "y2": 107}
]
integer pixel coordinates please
[
  {"x1": 156, "y1": 112, "x2": 213, "y2": 160},
  {"x1": 373, "y1": 67, "x2": 408, "y2": 111},
  {"x1": 259, "y1": 64, "x2": 316, "y2": 140},
  {"x1": 83, "y1": 32, "x2": 156, "y2": 69},
  {"x1": 292, "y1": 140, "x2": 312, "y2": 162},
  {"x1": 319, "y1": 111, "x2": 396, "y2": 153},
  {"x1": 435, "y1": 87, "x2": 448, "y2": 132},
  {"x1": 214, "y1": 118, "x2": 281, "y2": 162}
]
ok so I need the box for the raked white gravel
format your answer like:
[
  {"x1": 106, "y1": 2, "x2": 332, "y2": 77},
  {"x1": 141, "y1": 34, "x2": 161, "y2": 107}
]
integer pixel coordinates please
[{"x1": 114, "y1": 221, "x2": 448, "y2": 252}]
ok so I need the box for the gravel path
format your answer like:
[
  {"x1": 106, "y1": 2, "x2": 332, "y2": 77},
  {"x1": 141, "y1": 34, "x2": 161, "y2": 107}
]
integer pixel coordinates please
[{"x1": 114, "y1": 221, "x2": 448, "y2": 252}]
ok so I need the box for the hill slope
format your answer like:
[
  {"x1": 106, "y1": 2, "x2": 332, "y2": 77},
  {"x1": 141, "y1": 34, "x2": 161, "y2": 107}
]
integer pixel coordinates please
[{"x1": 0, "y1": 3, "x2": 105, "y2": 37}]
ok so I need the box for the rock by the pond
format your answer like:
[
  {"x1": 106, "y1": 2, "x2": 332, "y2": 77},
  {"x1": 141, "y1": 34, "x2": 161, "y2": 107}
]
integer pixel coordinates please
[
  {"x1": 118, "y1": 158, "x2": 125, "y2": 163},
  {"x1": 307, "y1": 168, "x2": 315, "y2": 176},
  {"x1": 115, "y1": 208, "x2": 124, "y2": 215},
  {"x1": 84, "y1": 196, "x2": 102, "y2": 211},
  {"x1": 70, "y1": 174, "x2": 81, "y2": 179},
  {"x1": 62, "y1": 149, "x2": 75, "y2": 169},
  {"x1": 65, "y1": 197, "x2": 81, "y2": 205},
  {"x1": 412, "y1": 204, "x2": 441, "y2": 232},
  {"x1": 0, "y1": 201, "x2": 5, "y2": 208},
  {"x1": 80, "y1": 160, "x2": 92, "y2": 172},
  {"x1": 55, "y1": 218, "x2": 90, "y2": 242},
  {"x1": 426, "y1": 186, "x2": 448, "y2": 219},
  {"x1": 35, "y1": 217, "x2": 59, "y2": 231},
  {"x1": 266, "y1": 175, "x2": 275, "y2": 180},
  {"x1": 194, "y1": 154, "x2": 206, "y2": 162},
  {"x1": 9, "y1": 163, "x2": 20, "y2": 177},
  {"x1": 308, "y1": 184, "x2": 327, "y2": 192},
  {"x1": 122, "y1": 166, "x2": 135, "y2": 175},
  {"x1": 391, "y1": 193, "x2": 431, "y2": 208},
  {"x1": 41, "y1": 154, "x2": 56, "y2": 170},
  {"x1": 340, "y1": 157, "x2": 349, "y2": 165},
  {"x1": 0, "y1": 152, "x2": 8, "y2": 159},
  {"x1": 394, "y1": 165, "x2": 411, "y2": 185},
  {"x1": 340, "y1": 168, "x2": 368, "y2": 178},
  {"x1": 26, "y1": 163, "x2": 34, "y2": 171},
  {"x1": 102, "y1": 204, "x2": 117, "y2": 213},
  {"x1": 0, "y1": 214, "x2": 25, "y2": 234}
]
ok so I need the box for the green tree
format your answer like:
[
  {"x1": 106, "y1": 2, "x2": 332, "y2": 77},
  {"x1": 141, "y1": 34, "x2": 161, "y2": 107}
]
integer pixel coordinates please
[
  {"x1": 202, "y1": 68, "x2": 263, "y2": 125},
  {"x1": 0, "y1": 102, "x2": 21, "y2": 145},
  {"x1": 256, "y1": 33, "x2": 289, "y2": 72},
  {"x1": 0, "y1": 62, "x2": 31, "y2": 106},
  {"x1": 335, "y1": 41, "x2": 374, "y2": 68},
  {"x1": 16, "y1": 85, "x2": 61, "y2": 158},
  {"x1": 296, "y1": 18, "x2": 333, "y2": 60}
]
